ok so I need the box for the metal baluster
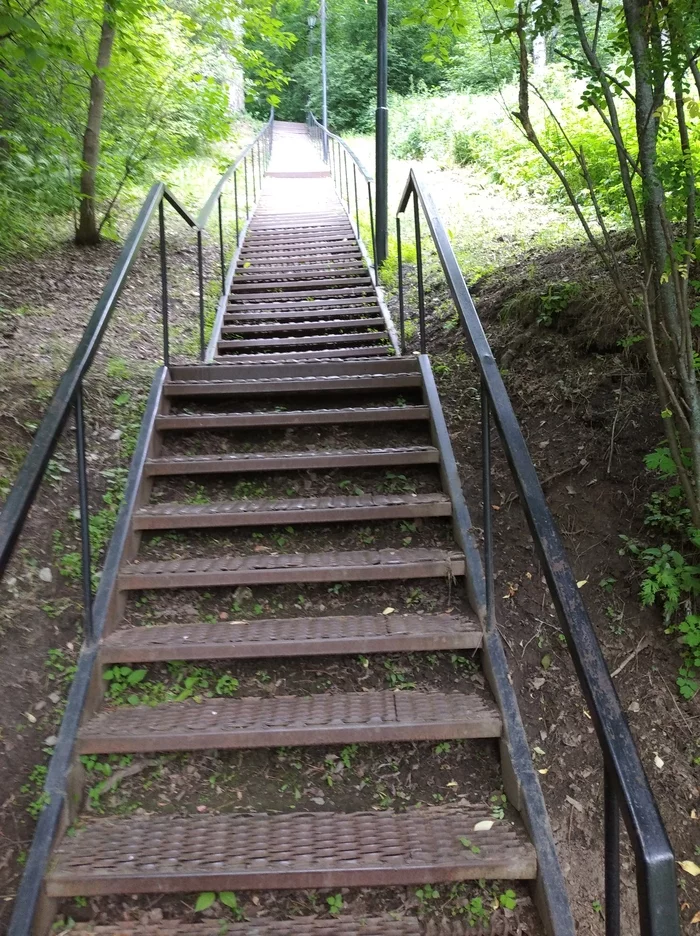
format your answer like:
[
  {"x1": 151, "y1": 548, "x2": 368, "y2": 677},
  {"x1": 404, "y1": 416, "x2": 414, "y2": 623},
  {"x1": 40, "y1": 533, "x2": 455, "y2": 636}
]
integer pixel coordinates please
[
  {"x1": 396, "y1": 214, "x2": 405, "y2": 354},
  {"x1": 368, "y1": 182, "x2": 377, "y2": 272},
  {"x1": 413, "y1": 193, "x2": 426, "y2": 353},
  {"x1": 234, "y1": 168, "x2": 240, "y2": 246},
  {"x1": 244, "y1": 156, "x2": 249, "y2": 219},
  {"x1": 353, "y1": 164, "x2": 360, "y2": 239},
  {"x1": 158, "y1": 199, "x2": 169, "y2": 365},
  {"x1": 74, "y1": 382, "x2": 93, "y2": 644},
  {"x1": 343, "y1": 150, "x2": 350, "y2": 211},
  {"x1": 481, "y1": 380, "x2": 495, "y2": 622},
  {"x1": 197, "y1": 229, "x2": 205, "y2": 360},
  {"x1": 605, "y1": 767, "x2": 621, "y2": 936},
  {"x1": 217, "y1": 194, "x2": 225, "y2": 294},
  {"x1": 251, "y1": 146, "x2": 257, "y2": 203}
]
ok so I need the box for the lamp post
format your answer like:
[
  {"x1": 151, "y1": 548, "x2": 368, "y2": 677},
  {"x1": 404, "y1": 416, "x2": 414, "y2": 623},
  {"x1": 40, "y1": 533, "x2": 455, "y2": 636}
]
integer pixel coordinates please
[{"x1": 375, "y1": 0, "x2": 388, "y2": 266}]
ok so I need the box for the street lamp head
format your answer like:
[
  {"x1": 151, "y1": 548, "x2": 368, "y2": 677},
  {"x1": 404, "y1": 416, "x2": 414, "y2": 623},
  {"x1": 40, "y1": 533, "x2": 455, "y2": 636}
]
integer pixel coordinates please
[{"x1": 307, "y1": 15, "x2": 317, "y2": 27}]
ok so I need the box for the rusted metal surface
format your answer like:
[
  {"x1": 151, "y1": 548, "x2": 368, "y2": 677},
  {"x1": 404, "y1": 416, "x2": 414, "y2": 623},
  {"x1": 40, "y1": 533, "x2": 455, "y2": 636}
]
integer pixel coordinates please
[
  {"x1": 220, "y1": 317, "x2": 385, "y2": 333},
  {"x1": 78, "y1": 689, "x2": 501, "y2": 753},
  {"x1": 156, "y1": 405, "x2": 430, "y2": 431},
  {"x1": 144, "y1": 445, "x2": 440, "y2": 475},
  {"x1": 71, "y1": 916, "x2": 478, "y2": 934},
  {"x1": 217, "y1": 332, "x2": 386, "y2": 350},
  {"x1": 169, "y1": 357, "x2": 421, "y2": 379},
  {"x1": 227, "y1": 296, "x2": 378, "y2": 311},
  {"x1": 224, "y1": 307, "x2": 382, "y2": 321},
  {"x1": 118, "y1": 547, "x2": 466, "y2": 590},
  {"x1": 99, "y1": 612, "x2": 481, "y2": 663},
  {"x1": 132, "y1": 492, "x2": 451, "y2": 530},
  {"x1": 213, "y1": 347, "x2": 393, "y2": 363},
  {"x1": 230, "y1": 286, "x2": 376, "y2": 301},
  {"x1": 163, "y1": 372, "x2": 421, "y2": 396},
  {"x1": 46, "y1": 806, "x2": 536, "y2": 896}
]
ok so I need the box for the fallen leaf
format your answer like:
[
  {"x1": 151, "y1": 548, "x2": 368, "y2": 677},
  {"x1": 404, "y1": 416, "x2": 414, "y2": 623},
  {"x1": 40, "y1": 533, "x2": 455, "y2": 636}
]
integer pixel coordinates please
[
  {"x1": 577, "y1": 579, "x2": 588, "y2": 588},
  {"x1": 382, "y1": 607, "x2": 395, "y2": 615},
  {"x1": 628, "y1": 700, "x2": 640, "y2": 713},
  {"x1": 691, "y1": 911, "x2": 700, "y2": 925},
  {"x1": 679, "y1": 861, "x2": 700, "y2": 877},
  {"x1": 25, "y1": 712, "x2": 36, "y2": 724},
  {"x1": 446, "y1": 781, "x2": 458, "y2": 788},
  {"x1": 38, "y1": 567, "x2": 52, "y2": 583},
  {"x1": 538, "y1": 767, "x2": 549, "y2": 775},
  {"x1": 531, "y1": 677, "x2": 545, "y2": 690},
  {"x1": 691, "y1": 809, "x2": 697, "y2": 820},
  {"x1": 541, "y1": 654, "x2": 552, "y2": 670},
  {"x1": 473, "y1": 820, "x2": 494, "y2": 831},
  {"x1": 566, "y1": 795, "x2": 584, "y2": 813},
  {"x1": 533, "y1": 746, "x2": 546, "y2": 756},
  {"x1": 654, "y1": 753, "x2": 664, "y2": 769}
]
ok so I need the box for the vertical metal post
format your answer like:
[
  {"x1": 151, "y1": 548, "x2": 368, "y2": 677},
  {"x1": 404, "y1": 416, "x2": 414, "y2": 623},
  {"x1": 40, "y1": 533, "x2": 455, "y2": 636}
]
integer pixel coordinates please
[
  {"x1": 244, "y1": 157, "x2": 249, "y2": 219},
  {"x1": 605, "y1": 767, "x2": 621, "y2": 936},
  {"x1": 353, "y1": 164, "x2": 360, "y2": 238},
  {"x1": 234, "y1": 169, "x2": 240, "y2": 245},
  {"x1": 343, "y1": 150, "x2": 350, "y2": 210},
  {"x1": 217, "y1": 194, "x2": 225, "y2": 294},
  {"x1": 74, "y1": 382, "x2": 93, "y2": 644},
  {"x1": 197, "y1": 229, "x2": 205, "y2": 361},
  {"x1": 158, "y1": 199, "x2": 169, "y2": 366},
  {"x1": 396, "y1": 214, "x2": 405, "y2": 354},
  {"x1": 413, "y1": 194, "x2": 426, "y2": 354},
  {"x1": 481, "y1": 380, "x2": 495, "y2": 621},
  {"x1": 368, "y1": 182, "x2": 377, "y2": 271},
  {"x1": 320, "y1": 0, "x2": 328, "y2": 162},
  {"x1": 375, "y1": 0, "x2": 389, "y2": 266},
  {"x1": 251, "y1": 147, "x2": 257, "y2": 203}
]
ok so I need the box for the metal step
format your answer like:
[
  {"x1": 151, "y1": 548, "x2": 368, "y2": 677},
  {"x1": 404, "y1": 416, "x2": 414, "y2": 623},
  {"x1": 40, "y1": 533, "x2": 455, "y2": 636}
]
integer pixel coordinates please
[
  {"x1": 223, "y1": 307, "x2": 382, "y2": 321},
  {"x1": 217, "y1": 332, "x2": 387, "y2": 350},
  {"x1": 163, "y1": 372, "x2": 420, "y2": 397},
  {"x1": 99, "y1": 612, "x2": 481, "y2": 663},
  {"x1": 77, "y1": 690, "x2": 501, "y2": 754},
  {"x1": 220, "y1": 317, "x2": 385, "y2": 333},
  {"x1": 118, "y1": 547, "x2": 466, "y2": 590},
  {"x1": 214, "y1": 347, "x2": 393, "y2": 364},
  {"x1": 230, "y1": 286, "x2": 375, "y2": 301},
  {"x1": 156, "y1": 405, "x2": 430, "y2": 431},
  {"x1": 170, "y1": 357, "x2": 420, "y2": 380},
  {"x1": 70, "y1": 919, "x2": 476, "y2": 935},
  {"x1": 46, "y1": 806, "x2": 537, "y2": 897},
  {"x1": 227, "y1": 296, "x2": 378, "y2": 312},
  {"x1": 133, "y1": 492, "x2": 452, "y2": 531},
  {"x1": 229, "y1": 277, "x2": 373, "y2": 293},
  {"x1": 144, "y1": 445, "x2": 440, "y2": 476}
]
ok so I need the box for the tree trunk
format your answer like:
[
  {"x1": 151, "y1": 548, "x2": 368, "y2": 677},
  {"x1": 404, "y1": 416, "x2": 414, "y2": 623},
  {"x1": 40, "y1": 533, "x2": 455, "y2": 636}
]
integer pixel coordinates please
[{"x1": 75, "y1": 5, "x2": 116, "y2": 246}]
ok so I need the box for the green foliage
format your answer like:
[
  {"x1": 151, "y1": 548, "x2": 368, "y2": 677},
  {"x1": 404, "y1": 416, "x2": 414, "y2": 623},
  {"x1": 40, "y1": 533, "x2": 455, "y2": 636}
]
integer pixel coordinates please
[
  {"x1": 103, "y1": 661, "x2": 240, "y2": 706},
  {"x1": 326, "y1": 893, "x2": 344, "y2": 916}
]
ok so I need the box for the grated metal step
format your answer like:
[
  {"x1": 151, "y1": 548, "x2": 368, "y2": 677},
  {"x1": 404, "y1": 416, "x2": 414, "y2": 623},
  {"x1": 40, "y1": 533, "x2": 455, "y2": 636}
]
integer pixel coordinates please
[
  {"x1": 99, "y1": 612, "x2": 482, "y2": 663},
  {"x1": 70, "y1": 919, "x2": 477, "y2": 935},
  {"x1": 118, "y1": 547, "x2": 466, "y2": 590},
  {"x1": 144, "y1": 445, "x2": 440, "y2": 476},
  {"x1": 163, "y1": 373, "x2": 421, "y2": 397},
  {"x1": 216, "y1": 332, "x2": 388, "y2": 350},
  {"x1": 220, "y1": 317, "x2": 385, "y2": 333},
  {"x1": 132, "y1": 493, "x2": 452, "y2": 530},
  {"x1": 155, "y1": 405, "x2": 430, "y2": 431},
  {"x1": 77, "y1": 689, "x2": 501, "y2": 754},
  {"x1": 46, "y1": 806, "x2": 537, "y2": 897}
]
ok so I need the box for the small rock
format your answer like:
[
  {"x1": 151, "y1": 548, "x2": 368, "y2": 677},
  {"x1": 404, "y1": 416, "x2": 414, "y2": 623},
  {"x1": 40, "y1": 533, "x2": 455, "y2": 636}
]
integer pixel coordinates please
[
  {"x1": 44, "y1": 735, "x2": 58, "y2": 746},
  {"x1": 38, "y1": 567, "x2": 52, "y2": 583},
  {"x1": 48, "y1": 692, "x2": 60, "y2": 704},
  {"x1": 628, "y1": 700, "x2": 640, "y2": 713},
  {"x1": 109, "y1": 429, "x2": 121, "y2": 441},
  {"x1": 310, "y1": 796, "x2": 325, "y2": 805}
]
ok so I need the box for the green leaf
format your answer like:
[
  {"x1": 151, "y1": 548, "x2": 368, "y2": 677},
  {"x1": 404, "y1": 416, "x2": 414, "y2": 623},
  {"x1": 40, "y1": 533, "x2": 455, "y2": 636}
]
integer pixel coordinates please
[
  {"x1": 219, "y1": 891, "x2": 239, "y2": 909},
  {"x1": 195, "y1": 892, "x2": 217, "y2": 912},
  {"x1": 127, "y1": 669, "x2": 147, "y2": 685}
]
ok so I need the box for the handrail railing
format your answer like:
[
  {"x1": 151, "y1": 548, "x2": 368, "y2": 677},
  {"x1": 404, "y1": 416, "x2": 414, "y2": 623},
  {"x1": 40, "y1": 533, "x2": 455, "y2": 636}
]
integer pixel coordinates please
[
  {"x1": 306, "y1": 110, "x2": 377, "y2": 272},
  {"x1": 396, "y1": 168, "x2": 678, "y2": 936},
  {"x1": 1, "y1": 110, "x2": 274, "y2": 935}
]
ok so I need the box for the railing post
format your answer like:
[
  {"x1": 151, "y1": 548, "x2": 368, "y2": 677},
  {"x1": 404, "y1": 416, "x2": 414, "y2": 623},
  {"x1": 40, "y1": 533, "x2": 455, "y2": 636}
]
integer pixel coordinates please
[
  {"x1": 368, "y1": 183, "x2": 377, "y2": 272},
  {"x1": 158, "y1": 198, "x2": 169, "y2": 366},
  {"x1": 353, "y1": 164, "x2": 360, "y2": 239},
  {"x1": 217, "y1": 194, "x2": 225, "y2": 294},
  {"x1": 605, "y1": 766, "x2": 621, "y2": 936},
  {"x1": 396, "y1": 214, "x2": 405, "y2": 354},
  {"x1": 412, "y1": 193, "x2": 427, "y2": 354},
  {"x1": 251, "y1": 148, "x2": 256, "y2": 203},
  {"x1": 481, "y1": 379, "x2": 495, "y2": 622},
  {"x1": 234, "y1": 169, "x2": 240, "y2": 246},
  {"x1": 244, "y1": 157, "x2": 249, "y2": 219},
  {"x1": 197, "y1": 229, "x2": 205, "y2": 361},
  {"x1": 343, "y1": 150, "x2": 350, "y2": 211},
  {"x1": 74, "y1": 381, "x2": 94, "y2": 645}
]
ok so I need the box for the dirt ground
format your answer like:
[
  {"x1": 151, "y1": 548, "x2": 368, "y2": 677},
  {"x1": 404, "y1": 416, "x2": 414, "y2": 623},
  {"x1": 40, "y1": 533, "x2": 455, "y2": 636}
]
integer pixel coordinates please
[{"x1": 0, "y1": 187, "x2": 698, "y2": 934}]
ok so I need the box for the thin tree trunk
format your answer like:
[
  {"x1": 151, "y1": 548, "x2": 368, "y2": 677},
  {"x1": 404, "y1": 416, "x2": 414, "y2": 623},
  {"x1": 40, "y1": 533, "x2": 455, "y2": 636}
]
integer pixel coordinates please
[{"x1": 75, "y1": 4, "x2": 116, "y2": 246}]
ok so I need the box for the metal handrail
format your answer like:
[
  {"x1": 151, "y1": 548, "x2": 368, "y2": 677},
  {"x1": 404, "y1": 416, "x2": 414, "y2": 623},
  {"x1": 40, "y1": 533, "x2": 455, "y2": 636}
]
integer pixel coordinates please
[
  {"x1": 396, "y1": 168, "x2": 678, "y2": 936},
  {"x1": 1, "y1": 114, "x2": 274, "y2": 934},
  {"x1": 306, "y1": 110, "x2": 377, "y2": 271}
]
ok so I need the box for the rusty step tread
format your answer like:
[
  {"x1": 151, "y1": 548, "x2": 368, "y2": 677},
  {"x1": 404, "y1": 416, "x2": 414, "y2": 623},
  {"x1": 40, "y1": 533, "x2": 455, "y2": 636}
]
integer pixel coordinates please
[
  {"x1": 77, "y1": 689, "x2": 501, "y2": 754},
  {"x1": 156, "y1": 405, "x2": 430, "y2": 430},
  {"x1": 100, "y1": 612, "x2": 481, "y2": 663},
  {"x1": 233, "y1": 269, "x2": 368, "y2": 283},
  {"x1": 132, "y1": 492, "x2": 452, "y2": 530},
  {"x1": 230, "y1": 287, "x2": 376, "y2": 301},
  {"x1": 220, "y1": 317, "x2": 385, "y2": 333},
  {"x1": 144, "y1": 445, "x2": 440, "y2": 475},
  {"x1": 214, "y1": 347, "x2": 393, "y2": 363},
  {"x1": 216, "y1": 332, "x2": 387, "y2": 350},
  {"x1": 69, "y1": 918, "x2": 477, "y2": 935},
  {"x1": 224, "y1": 307, "x2": 381, "y2": 321},
  {"x1": 163, "y1": 373, "x2": 420, "y2": 396},
  {"x1": 171, "y1": 357, "x2": 419, "y2": 378},
  {"x1": 46, "y1": 805, "x2": 536, "y2": 896},
  {"x1": 118, "y1": 547, "x2": 466, "y2": 590},
  {"x1": 228, "y1": 296, "x2": 378, "y2": 311},
  {"x1": 230, "y1": 277, "x2": 373, "y2": 292},
  {"x1": 236, "y1": 260, "x2": 365, "y2": 271}
]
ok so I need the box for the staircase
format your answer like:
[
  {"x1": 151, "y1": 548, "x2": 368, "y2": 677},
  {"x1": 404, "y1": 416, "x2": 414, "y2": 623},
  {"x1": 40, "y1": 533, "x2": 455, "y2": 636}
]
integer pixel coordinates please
[{"x1": 28, "y1": 123, "x2": 567, "y2": 932}]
